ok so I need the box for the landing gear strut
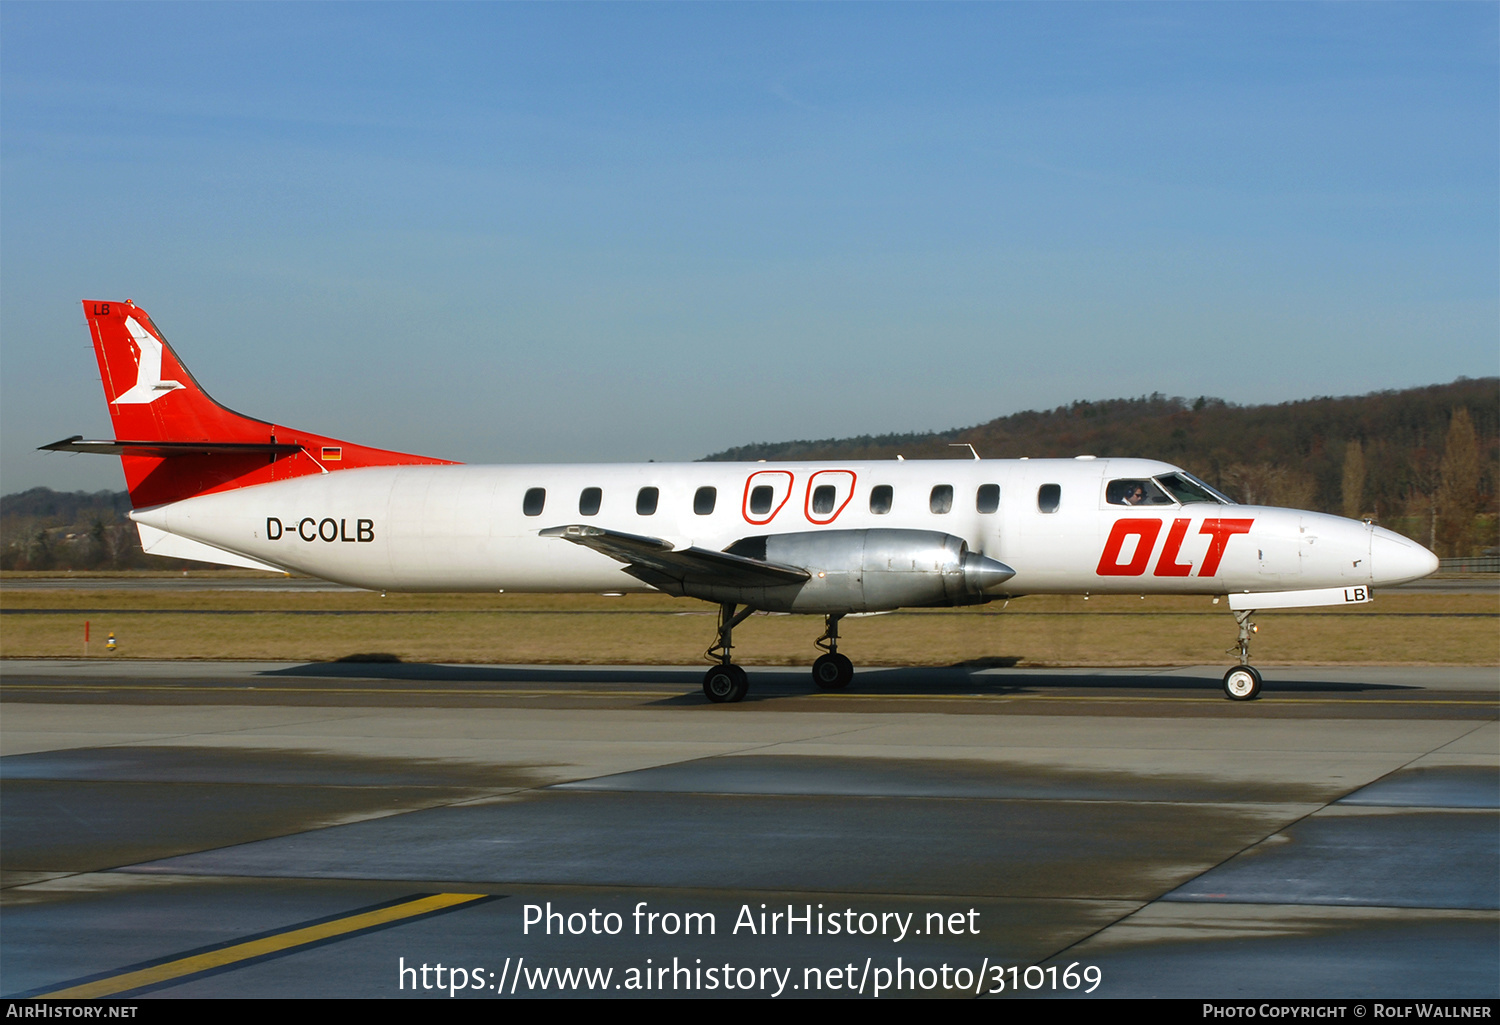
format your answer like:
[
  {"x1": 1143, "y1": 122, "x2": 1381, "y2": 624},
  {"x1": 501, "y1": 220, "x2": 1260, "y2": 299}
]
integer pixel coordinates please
[
  {"x1": 700, "y1": 605, "x2": 860, "y2": 700},
  {"x1": 703, "y1": 602, "x2": 754, "y2": 703},
  {"x1": 811, "y1": 613, "x2": 854, "y2": 690},
  {"x1": 1222, "y1": 608, "x2": 1262, "y2": 701}
]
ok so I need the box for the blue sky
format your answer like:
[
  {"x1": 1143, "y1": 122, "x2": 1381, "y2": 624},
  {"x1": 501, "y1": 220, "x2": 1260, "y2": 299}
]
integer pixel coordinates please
[{"x1": 3, "y1": 2, "x2": 1496, "y2": 493}]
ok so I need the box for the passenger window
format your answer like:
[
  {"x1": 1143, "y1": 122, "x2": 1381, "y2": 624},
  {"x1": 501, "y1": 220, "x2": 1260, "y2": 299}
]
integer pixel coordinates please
[
  {"x1": 977, "y1": 483, "x2": 1000, "y2": 514},
  {"x1": 523, "y1": 488, "x2": 546, "y2": 517},
  {"x1": 811, "y1": 485, "x2": 836, "y2": 515},
  {"x1": 749, "y1": 485, "x2": 774, "y2": 516},
  {"x1": 694, "y1": 486, "x2": 716, "y2": 515},
  {"x1": 636, "y1": 487, "x2": 659, "y2": 516},
  {"x1": 930, "y1": 484, "x2": 953, "y2": 514},
  {"x1": 869, "y1": 485, "x2": 893, "y2": 515},
  {"x1": 579, "y1": 487, "x2": 602, "y2": 516},
  {"x1": 1038, "y1": 484, "x2": 1061, "y2": 513}
]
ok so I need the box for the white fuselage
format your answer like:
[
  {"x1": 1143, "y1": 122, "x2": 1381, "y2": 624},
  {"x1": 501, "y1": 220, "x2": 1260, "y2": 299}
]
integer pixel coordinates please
[{"x1": 130, "y1": 457, "x2": 1437, "y2": 600}]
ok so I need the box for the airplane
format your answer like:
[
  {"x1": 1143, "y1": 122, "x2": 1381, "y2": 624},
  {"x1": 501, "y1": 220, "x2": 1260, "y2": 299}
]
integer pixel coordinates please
[{"x1": 42, "y1": 299, "x2": 1441, "y2": 703}]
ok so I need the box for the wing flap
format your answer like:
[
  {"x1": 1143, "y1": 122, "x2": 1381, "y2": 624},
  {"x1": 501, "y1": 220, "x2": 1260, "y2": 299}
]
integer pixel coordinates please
[{"x1": 540, "y1": 524, "x2": 810, "y2": 588}]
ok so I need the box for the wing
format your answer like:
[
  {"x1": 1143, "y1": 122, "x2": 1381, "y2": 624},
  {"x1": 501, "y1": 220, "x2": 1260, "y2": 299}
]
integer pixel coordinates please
[{"x1": 540, "y1": 524, "x2": 810, "y2": 592}]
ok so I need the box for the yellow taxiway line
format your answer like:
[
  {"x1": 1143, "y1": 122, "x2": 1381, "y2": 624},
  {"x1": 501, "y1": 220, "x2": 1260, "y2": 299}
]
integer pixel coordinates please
[{"x1": 37, "y1": 892, "x2": 491, "y2": 998}]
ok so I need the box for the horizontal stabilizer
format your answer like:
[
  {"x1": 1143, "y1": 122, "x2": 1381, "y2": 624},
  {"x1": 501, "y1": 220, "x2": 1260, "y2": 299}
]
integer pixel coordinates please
[
  {"x1": 40, "y1": 436, "x2": 304, "y2": 457},
  {"x1": 1228, "y1": 585, "x2": 1372, "y2": 611},
  {"x1": 541, "y1": 524, "x2": 811, "y2": 589}
]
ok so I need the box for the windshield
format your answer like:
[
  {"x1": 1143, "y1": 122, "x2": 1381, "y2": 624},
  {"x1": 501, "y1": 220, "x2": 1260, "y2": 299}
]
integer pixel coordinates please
[{"x1": 1155, "y1": 471, "x2": 1233, "y2": 505}]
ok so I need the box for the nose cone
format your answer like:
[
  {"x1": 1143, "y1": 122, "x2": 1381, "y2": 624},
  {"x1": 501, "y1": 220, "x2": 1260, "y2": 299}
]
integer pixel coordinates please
[
  {"x1": 963, "y1": 552, "x2": 1016, "y2": 594},
  {"x1": 1369, "y1": 526, "x2": 1440, "y2": 587}
]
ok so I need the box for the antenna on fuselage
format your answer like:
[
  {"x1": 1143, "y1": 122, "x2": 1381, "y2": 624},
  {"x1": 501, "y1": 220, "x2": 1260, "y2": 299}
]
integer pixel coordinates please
[{"x1": 949, "y1": 443, "x2": 981, "y2": 460}]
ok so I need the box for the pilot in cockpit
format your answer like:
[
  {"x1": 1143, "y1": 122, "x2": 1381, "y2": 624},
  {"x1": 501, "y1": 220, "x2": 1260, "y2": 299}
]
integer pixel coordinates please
[{"x1": 1107, "y1": 478, "x2": 1172, "y2": 506}]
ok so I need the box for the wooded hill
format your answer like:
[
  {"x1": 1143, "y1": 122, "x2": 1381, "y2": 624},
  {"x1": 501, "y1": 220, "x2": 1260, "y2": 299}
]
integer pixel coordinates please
[
  {"x1": 0, "y1": 488, "x2": 149, "y2": 571},
  {"x1": 706, "y1": 377, "x2": 1498, "y2": 556},
  {"x1": 4, "y1": 378, "x2": 1496, "y2": 569}
]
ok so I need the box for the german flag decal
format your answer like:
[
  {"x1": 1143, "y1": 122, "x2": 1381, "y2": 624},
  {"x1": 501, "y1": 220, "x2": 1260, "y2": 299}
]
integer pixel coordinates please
[{"x1": 321, "y1": 446, "x2": 343, "y2": 461}]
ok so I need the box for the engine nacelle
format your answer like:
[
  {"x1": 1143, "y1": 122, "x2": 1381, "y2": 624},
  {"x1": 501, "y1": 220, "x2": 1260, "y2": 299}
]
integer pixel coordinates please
[{"x1": 683, "y1": 529, "x2": 1015, "y2": 614}]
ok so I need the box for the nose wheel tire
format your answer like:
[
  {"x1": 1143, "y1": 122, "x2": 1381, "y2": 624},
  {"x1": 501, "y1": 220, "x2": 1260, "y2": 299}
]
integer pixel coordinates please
[
  {"x1": 703, "y1": 664, "x2": 749, "y2": 703},
  {"x1": 1222, "y1": 665, "x2": 1263, "y2": 701},
  {"x1": 812, "y1": 652, "x2": 855, "y2": 691}
]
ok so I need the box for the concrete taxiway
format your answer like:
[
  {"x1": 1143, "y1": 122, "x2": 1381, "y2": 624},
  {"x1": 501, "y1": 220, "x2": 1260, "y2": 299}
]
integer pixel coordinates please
[{"x1": 1, "y1": 660, "x2": 1495, "y2": 999}]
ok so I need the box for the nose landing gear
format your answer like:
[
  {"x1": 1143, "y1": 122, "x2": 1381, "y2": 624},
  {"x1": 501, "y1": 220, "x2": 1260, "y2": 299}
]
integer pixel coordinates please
[
  {"x1": 1223, "y1": 608, "x2": 1263, "y2": 701},
  {"x1": 1223, "y1": 664, "x2": 1262, "y2": 700}
]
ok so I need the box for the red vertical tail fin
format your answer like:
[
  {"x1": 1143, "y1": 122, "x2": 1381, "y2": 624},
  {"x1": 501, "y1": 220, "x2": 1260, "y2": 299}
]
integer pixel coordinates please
[
  {"x1": 86, "y1": 299, "x2": 267, "y2": 445},
  {"x1": 63, "y1": 300, "x2": 456, "y2": 508}
]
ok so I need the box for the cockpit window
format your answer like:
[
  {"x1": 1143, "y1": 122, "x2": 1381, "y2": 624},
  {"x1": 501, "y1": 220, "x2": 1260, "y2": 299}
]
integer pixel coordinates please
[
  {"x1": 1155, "y1": 472, "x2": 1232, "y2": 505},
  {"x1": 1106, "y1": 478, "x2": 1173, "y2": 506}
]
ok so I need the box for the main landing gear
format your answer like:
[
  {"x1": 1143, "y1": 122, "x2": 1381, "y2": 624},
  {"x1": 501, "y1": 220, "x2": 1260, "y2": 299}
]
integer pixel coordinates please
[
  {"x1": 702, "y1": 602, "x2": 755, "y2": 703},
  {"x1": 1222, "y1": 608, "x2": 1263, "y2": 701},
  {"x1": 701, "y1": 606, "x2": 859, "y2": 703},
  {"x1": 812, "y1": 613, "x2": 854, "y2": 690}
]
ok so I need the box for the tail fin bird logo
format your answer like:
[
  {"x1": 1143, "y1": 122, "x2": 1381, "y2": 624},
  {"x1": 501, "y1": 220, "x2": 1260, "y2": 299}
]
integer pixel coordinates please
[{"x1": 111, "y1": 317, "x2": 185, "y2": 404}]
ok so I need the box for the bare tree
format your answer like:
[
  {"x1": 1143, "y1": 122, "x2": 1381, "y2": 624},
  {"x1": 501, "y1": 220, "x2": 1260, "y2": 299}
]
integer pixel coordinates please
[
  {"x1": 1437, "y1": 408, "x2": 1481, "y2": 557},
  {"x1": 1221, "y1": 464, "x2": 1277, "y2": 506},
  {"x1": 1405, "y1": 448, "x2": 1442, "y2": 551},
  {"x1": 1221, "y1": 463, "x2": 1315, "y2": 509},
  {"x1": 1341, "y1": 440, "x2": 1366, "y2": 520},
  {"x1": 1271, "y1": 469, "x2": 1317, "y2": 511}
]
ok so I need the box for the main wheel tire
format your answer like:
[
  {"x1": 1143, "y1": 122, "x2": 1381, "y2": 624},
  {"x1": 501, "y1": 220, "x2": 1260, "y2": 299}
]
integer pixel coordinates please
[
  {"x1": 1223, "y1": 665, "x2": 1263, "y2": 701},
  {"x1": 703, "y1": 664, "x2": 749, "y2": 703},
  {"x1": 812, "y1": 652, "x2": 854, "y2": 691}
]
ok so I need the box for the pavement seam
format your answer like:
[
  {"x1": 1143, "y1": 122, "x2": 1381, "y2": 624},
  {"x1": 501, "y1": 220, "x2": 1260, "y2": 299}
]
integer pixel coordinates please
[
  {"x1": 1424, "y1": 719, "x2": 1500, "y2": 757},
  {"x1": 1026, "y1": 718, "x2": 1499, "y2": 981}
]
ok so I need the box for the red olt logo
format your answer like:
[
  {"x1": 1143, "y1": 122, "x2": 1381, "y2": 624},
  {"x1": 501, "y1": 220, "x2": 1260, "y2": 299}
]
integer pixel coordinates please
[{"x1": 1096, "y1": 518, "x2": 1253, "y2": 578}]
